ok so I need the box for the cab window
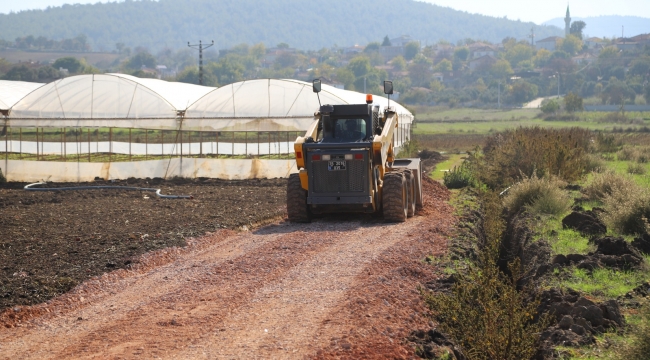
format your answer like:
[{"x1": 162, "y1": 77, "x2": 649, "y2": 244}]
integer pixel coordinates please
[{"x1": 333, "y1": 118, "x2": 366, "y2": 141}]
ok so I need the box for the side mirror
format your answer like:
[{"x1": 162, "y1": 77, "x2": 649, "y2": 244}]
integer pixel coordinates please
[
  {"x1": 313, "y1": 79, "x2": 322, "y2": 93},
  {"x1": 383, "y1": 80, "x2": 393, "y2": 95}
]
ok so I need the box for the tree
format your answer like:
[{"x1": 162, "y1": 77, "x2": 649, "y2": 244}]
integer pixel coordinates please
[
  {"x1": 570, "y1": 21, "x2": 586, "y2": 40},
  {"x1": 391, "y1": 56, "x2": 406, "y2": 71},
  {"x1": 645, "y1": 86, "x2": 650, "y2": 105},
  {"x1": 507, "y1": 80, "x2": 538, "y2": 104},
  {"x1": 505, "y1": 44, "x2": 533, "y2": 67},
  {"x1": 404, "y1": 41, "x2": 420, "y2": 60},
  {"x1": 277, "y1": 43, "x2": 289, "y2": 49},
  {"x1": 125, "y1": 51, "x2": 156, "y2": 70},
  {"x1": 541, "y1": 99, "x2": 560, "y2": 114},
  {"x1": 490, "y1": 59, "x2": 514, "y2": 79},
  {"x1": 2, "y1": 65, "x2": 38, "y2": 81},
  {"x1": 336, "y1": 68, "x2": 355, "y2": 89},
  {"x1": 364, "y1": 42, "x2": 380, "y2": 53},
  {"x1": 598, "y1": 46, "x2": 619, "y2": 59},
  {"x1": 629, "y1": 56, "x2": 650, "y2": 77},
  {"x1": 533, "y1": 49, "x2": 551, "y2": 67},
  {"x1": 382, "y1": 36, "x2": 391, "y2": 46},
  {"x1": 453, "y1": 47, "x2": 470, "y2": 62},
  {"x1": 601, "y1": 80, "x2": 636, "y2": 108},
  {"x1": 52, "y1": 57, "x2": 84, "y2": 73},
  {"x1": 434, "y1": 59, "x2": 452, "y2": 73},
  {"x1": 564, "y1": 92, "x2": 583, "y2": 112},
  {"x1": 558, "y1": 35, "x2": 582, "y2": 55},
  {"x1": 347, "y1": 56, "x2": 371, "y2": 77}
]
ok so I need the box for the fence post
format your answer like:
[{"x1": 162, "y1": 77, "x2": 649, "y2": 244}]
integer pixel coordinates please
[
  {"x1": 129, "y1": 128, "x2": 132, "y2": 162},
  {"x1": 109, "y1": 127, "x2": 113, "y2": 163},
  {"x1": 145, "y1": 129, "x2": 148, "y2": 160},
  {"x1": 88, "y1": 128, "x2": 91, "y2": 162}
]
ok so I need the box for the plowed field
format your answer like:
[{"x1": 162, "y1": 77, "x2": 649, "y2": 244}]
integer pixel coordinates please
[{"x1": 0, "y1": 177, "x2": 454, "y2": 359}]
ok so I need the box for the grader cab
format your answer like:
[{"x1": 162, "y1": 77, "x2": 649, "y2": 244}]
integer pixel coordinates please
[{"x1": 287, "y1": 80, "x2": 422, "y2": 222}]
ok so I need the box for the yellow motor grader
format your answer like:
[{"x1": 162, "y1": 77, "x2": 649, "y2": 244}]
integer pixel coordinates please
[{"x1": 287, "y1": 80, "x2": 422, "y2": 222}]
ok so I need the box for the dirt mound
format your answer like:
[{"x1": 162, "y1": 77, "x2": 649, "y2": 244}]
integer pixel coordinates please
[
  {"x1": 551, "y1": 236, "x2": 644, "y2": 271},
  {"x1": 0, "y1": 178, "x2": 286, "y2": 312},
  {"x1": 561, "y1": 210, "x2": 607, "y2": 235},
  {"x1": 537, "y1": 288, "x2": 625, "y2": 356}
]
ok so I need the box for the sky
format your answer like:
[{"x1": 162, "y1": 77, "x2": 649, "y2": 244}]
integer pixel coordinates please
[{"x1": 0, "y1": 0, "x2": 647, "y2": 24}]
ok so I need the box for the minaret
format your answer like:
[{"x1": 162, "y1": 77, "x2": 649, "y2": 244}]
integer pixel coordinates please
[{"x1": 564, "y1": 5, "x2": 571, "y2": 37}]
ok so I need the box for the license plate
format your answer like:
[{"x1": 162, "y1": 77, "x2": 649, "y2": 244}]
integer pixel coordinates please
[{"x1": 328, "y1": 160, "x2": 346, "y2": 171}]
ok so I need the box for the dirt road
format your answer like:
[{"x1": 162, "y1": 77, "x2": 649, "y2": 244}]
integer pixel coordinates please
[{"x1": 0, "y1": 180, "x2": 453, "y2": 359}]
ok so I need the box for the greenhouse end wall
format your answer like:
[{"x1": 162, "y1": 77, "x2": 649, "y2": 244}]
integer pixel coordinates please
[{"x1": 0, "y1": 158, "x2": 298, "y2": 182}]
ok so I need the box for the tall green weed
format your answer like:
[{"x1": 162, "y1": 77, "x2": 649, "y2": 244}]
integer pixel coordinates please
[
  {"x1": 503, "y1": 174, "x2": 571, "y2": 216},
  {"x1": 479, "y1": 127, "x2": 592, "y2": 190}
]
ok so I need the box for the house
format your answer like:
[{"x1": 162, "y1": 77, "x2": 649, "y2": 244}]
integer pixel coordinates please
[
  {"x1": 390, "y1": 35, "x2": 414, "y2": 47},
  {"x1": 469, "y1": 55, "x2": 498, "y2": 72},
  {"x1": 431, "y1": 72, "x2": 444, "y2": 82},
  {"x1": 584, "y1": 37, "x2": 604, "y2": 49},
  {"x1": 471, "y1": 45, "x2": 497, "y2": 59},
  {"x1": 379, "y1": 46, "x2": 404, "y2": 62},
  {"x1": 572, "y1": 53, "x2": 596, "y2": 65},
  {"x1": 536, "y1": 36, "x2": 562, "y2": 51},
  {"x1": 343, "y1": 45, "x2": 364, "y2": 55},
  {"x1": 615, "y1": 40, "x2": 639, "y2": 51}
]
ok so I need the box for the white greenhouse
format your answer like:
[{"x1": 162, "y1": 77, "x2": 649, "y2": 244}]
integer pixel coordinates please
[{"x1": 1, "y1": 76, "x2": 414, "y2": 181}]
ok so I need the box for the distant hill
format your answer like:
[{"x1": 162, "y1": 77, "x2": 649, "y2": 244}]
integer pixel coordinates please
[
  {"x1": 0, "y1": 0, "x2": 562, "y2": 52},
  {"x1": 543, "y1": 15, "x2": 650, "y2": 39}
]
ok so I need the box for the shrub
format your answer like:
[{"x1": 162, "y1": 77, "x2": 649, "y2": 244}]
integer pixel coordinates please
[
  {"x1": 601, "y1": 180, "x2": 650, "y2": 234},
  {"x1": 444, "y1": 161, "x2": 474, "y2": 189},
  {"x1": 502, "y1": 174, "x2": 571, "y2": 216},
  {"x1": 584, "y1": 154, "x2": 606, "y2": 173},
  {"x1": 480, "y1": 127, "x2": 592, "y2": 190},
  {"x1": 615, "y1": 304, "x2": 650, "y2": 359},
  {"x1": 628, "y1": 163, "x2": 647, "y2": 175},
  {"x1": 594, "y1": 132, "x2": 620, "y2": 153},
  {"x1": 0, "y1": 168, "x2": 5, "y2": 183},
  {"x1": 617, "y1": 146, "x2": 639, "y2": 161},
  {"x1": 540, "y1": 99, "x2": 560, "y2": 114},
  {"x1": 583, "y1": 171, "x2": 636, "y2": 201},
  {"x1": 564, "y1": 92, "x2": 584, "y2": 113}
]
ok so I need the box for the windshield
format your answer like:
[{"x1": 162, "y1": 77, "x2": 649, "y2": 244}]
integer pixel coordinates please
[{"x1": 333, "y1": 118, "x2": 367, "y2": 141}]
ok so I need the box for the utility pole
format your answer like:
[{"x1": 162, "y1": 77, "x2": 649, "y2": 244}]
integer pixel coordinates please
[
  {"x1": 529, "y1": 27, "x2": 535, "y2": 46},
  {"x1": 188, "y1": 40, "x2": 214, "y2": 85},
  {"x1": 498, "y1": 81, "x2": 501, "y2": 109}
]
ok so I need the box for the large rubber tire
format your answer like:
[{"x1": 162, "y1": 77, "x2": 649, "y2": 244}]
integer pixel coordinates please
[
  {"x1": 383, "y1": 171, "x2": 407, "y2": 222},
  {"x1": 287, "y1": 174, "x2": 311, "y2": 223},
  {"x1": 405, "y1": 170, "x2": 416, "y2": 217}
]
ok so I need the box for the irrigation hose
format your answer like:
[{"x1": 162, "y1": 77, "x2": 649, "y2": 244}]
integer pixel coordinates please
[{"x1": 24, "y1": 182, "x2": 193, "y2": 199}]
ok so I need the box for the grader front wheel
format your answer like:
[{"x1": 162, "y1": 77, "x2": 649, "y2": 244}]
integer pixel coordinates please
[{"x1": 287, "y1": 174, "x2": 311, "y2": 223}]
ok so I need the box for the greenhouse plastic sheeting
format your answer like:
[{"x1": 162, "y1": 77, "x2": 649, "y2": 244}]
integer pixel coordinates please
[
  {"x1": 0, "y1": 158, "x2": 297, "y2": 182},
  {"x1": 0, "y1": 80, "x2": 45, "y2": 110},
  {"x1": 8, "y1": 74, "x2": 214, "y2": 128},
  {"x1": 182, "y1": 79, "x2": 413, "y2": 131},
  {"x1": 0, "y1": 140, "x2": 295, "y2": 156},
  {"x1": 6, "y1": 77, "x2": 413, "y2": 132}
]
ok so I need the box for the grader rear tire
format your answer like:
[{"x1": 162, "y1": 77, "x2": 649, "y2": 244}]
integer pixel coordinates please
[
  {"x1": 382, "y1": 171, "x2": 407, "y2": 222},
  {"x1": 287, "y1": 174, "x2": 311, "y2": 223}
]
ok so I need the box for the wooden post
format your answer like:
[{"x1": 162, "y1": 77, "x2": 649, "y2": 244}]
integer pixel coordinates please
[
  {"x1": 231, "y1": 132, "x2": 234, "y2": 158},
  {"x1": 129, "y1": 128, "x2": 132, "y2": 161},
  {"x1": 161, "y1": 130, "x2": 164, "y2": 158},
  {"x1": 216, "y1": 131, "x2": 219, "y2": 159},
  {"x1": 109, "y1": 127, "x2": 113, "y2": 163},
  {"x1": 257, "y1": 132, "x2": 260, "y2": 157},
  {"x1": 88, "y1": 128, "x2": 91, "y2": 162},
  {"x1": 245, "y1": 131, "x2": 248, "y2": 157},
  {"x1": 268, "y1": 132, "x2": 271, "y2": 158},
  {"x1": 19, "y1": 128, "x2": 22, "y2": 159},
  {"x1": 145, "y1": 129, "x2": 148, "y2": 160},
  {"x1": 199, "y1": 131, "x2": 203, "y2": 158}
]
